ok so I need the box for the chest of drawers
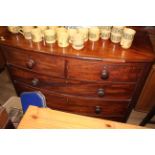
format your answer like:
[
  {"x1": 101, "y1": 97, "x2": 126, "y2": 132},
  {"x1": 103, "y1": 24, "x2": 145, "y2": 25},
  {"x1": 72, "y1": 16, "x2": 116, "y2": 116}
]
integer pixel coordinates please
[
  {"x1": 0, "y1": 49, "x2": 5, "y2": 71},
  {"x1": 0, "y1": 30, "x2": 154, "y2": 122}
]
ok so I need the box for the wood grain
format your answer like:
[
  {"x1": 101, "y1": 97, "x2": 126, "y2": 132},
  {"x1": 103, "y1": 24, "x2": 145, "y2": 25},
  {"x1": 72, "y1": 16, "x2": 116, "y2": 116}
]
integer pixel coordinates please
[
  {"x1": 136, "y1": 64, "x2": 155, "y2": 112},
  {"x1": 17, "y1": 106, "x2": 145, "y2": 129},
  {"x1": 9, "y1": 66, "x2": 135, "y2": 99},
  {"x1": 0, "y1": 49, "x2": 5, "y2": 70},
  {"x1": 67, "y1": 58, "x2": 145, "y2": 82},
  {"x1": 13, "y1": 81, "x2": 128, "y2": 121},
  {"x1": 0, "y1": 28, "x2": 155, "y2": 122},
  {"x1": 2, "y1": 46, "x2": 65, "y2": 78},
  {"x1": 0, "y1": 30, "x2": 154, "y2": 62}
]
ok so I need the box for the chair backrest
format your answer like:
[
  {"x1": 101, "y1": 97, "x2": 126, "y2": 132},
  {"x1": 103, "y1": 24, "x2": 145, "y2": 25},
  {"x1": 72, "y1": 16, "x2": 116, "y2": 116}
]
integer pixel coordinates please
[{"x1": 20, "y1": 91, "x2": 46, "y2": 113}]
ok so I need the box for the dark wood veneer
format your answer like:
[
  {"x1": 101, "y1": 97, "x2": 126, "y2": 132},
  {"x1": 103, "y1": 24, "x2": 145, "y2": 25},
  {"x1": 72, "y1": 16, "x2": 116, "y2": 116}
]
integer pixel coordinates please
[
  {"x1": 3, "y1": 46, "x2": 65, "y2": 78},
  {"x1": 9, "y1": 66, "x2": 135, "y2": 99},
  {"x1": 14, "y1": 81, "x2": 128, "y2": 121},
  {"x1": 0, "y1": 28, "x2": 155, "y2": 122},
  {"x1": 67, "y1": 58, "x2": 145, "y2": 82},
  {"x1": 0, "y1": 49, "x2": 5, "y2": 71}
]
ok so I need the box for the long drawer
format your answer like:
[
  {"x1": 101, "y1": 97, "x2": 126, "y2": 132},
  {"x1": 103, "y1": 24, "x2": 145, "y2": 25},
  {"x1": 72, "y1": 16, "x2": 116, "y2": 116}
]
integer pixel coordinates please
[
  {"x1": 2, "y1": 46, "x2": 65, "y2": 78},
  {"x1": 67, "y1": 96, "x2": 129, "y2": 119},
  {"x1": 10, "y1": 66, "x2": 135, "y2": 99},
  {"x1": 14, "y1": 81, "x2": 68, "y2": 106},
  {"x1": 14, "y1": 81, "x2": 128, "y2": 121},
  {"x1": 67, "y1": 58, "x2": 144, "y2": 82},
  {"x1": 66, "y1": 80, "x2": 135, "y2": 99}
]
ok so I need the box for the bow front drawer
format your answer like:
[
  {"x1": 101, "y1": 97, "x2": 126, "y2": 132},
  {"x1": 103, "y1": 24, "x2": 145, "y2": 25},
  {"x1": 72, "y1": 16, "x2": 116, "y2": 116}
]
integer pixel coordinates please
[
  {"x1": 2, "y1": 46, "x2": 65, "y2": 78},
  {"x1": 14, "y1": 81, "x2": 68, "y2": 106},
  {"x1": 65, "y1": 80, "x2": 135, "y2": 99},
  {"x1": 65, "y1": 96, "x2": 129, "y2": 121},
  {"x1": 67, "y1": 59, "x2": 144, "y2": 82},
  {"x1": 9, "y1": 66, "x2": 135, "y2": 100}
]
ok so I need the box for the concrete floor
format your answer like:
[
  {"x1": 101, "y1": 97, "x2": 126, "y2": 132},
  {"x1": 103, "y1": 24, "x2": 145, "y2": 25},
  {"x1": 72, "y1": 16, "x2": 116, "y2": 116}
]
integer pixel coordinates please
[
  {"x1": 0, "y1": 68, "x2": 155, "y2": 128},
  {"x1": 0, "y1": 69, "x2": 16, "y2": 106}
]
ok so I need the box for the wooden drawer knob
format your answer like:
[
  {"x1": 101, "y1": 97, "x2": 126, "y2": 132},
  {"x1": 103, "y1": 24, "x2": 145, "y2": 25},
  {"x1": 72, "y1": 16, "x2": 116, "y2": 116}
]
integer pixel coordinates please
[
  {"x1": 101, "y1": 69, "x2": 109, "y2": 80},
  {"x1": 95, "y1": 106, "x2": 102, "y2": 114},
  {"x1": 97, "y1": 88, "x2": 105, "y2": 97},
  {"x1": 31, "y1": 78, "x2": 39, "y2": 86},
  {"x1": 26, "y1": 59, "x2": 35, "y2": 69}
]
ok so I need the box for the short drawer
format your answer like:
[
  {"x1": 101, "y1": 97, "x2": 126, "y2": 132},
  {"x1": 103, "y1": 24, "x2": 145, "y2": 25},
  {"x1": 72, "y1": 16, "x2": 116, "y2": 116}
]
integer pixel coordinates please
[
  {"x1": 67, "y1": 59, "x2": 144, "y2": 82},
  {"x1": 3, "y1": 46, "x2": 65, "y2": 78},
  {"x1": 9, "y1": 66, "x2": 67, "y2": 94},
  {"x1": 65, "y1": 80, "x2": 135, "y2": 99}
]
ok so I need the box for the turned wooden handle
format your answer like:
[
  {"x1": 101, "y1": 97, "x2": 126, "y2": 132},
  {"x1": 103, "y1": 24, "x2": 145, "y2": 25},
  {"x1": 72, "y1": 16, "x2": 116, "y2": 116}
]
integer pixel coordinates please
[
  {"x1": 101, "y1": 69, "x2": 109, "y2": 80},
  {"x1": 97, "y1": 88, "x2": 105, "y2": 97},
  {"x1": 26, "y1": 59, "x2": 35, "y2": 69},
  {"x1": 95, "y1": 106, "x2": 102, "y2": 114},
  {"x1": 31, "y1": 78, "x2": 39, "y2": 86}
]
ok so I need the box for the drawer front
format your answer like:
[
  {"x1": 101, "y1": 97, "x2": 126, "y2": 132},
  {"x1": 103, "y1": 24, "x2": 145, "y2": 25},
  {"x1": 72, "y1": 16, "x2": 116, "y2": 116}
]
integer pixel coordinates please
[
  {"x1": 66, "y1": 96, "x2": 129, "y2": 119},
  {"x1": 14, "y1": 81, "x2": 128, "y2": 121},
  {"x1": 3, "y1": 46, "x2": 65, "y2": 78},
  {"x1": 66, "y1": 80, "x2": 135, "y2": 99},
  {"x1": 14, "y1": 81, "x2": 68, "y2": 107},
  {"x1": 10, "y1": 67, "x2": 135, "y2": 100},
  {"x1": 9, "y1": 66, "x2": 67, "y2": 94},
  {"x1": 67, "y1": 59, "x2": 144, "y2": 82}
]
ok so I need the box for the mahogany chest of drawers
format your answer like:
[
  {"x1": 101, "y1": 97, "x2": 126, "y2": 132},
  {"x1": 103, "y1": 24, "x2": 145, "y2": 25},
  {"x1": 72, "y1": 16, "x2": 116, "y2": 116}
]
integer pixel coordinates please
[
  {"x1": 0, "y1": 29, "x2": 154, "y2": 122},
  {"x1": 0, "y1": 49, "x2": 5, "y2": 71}
]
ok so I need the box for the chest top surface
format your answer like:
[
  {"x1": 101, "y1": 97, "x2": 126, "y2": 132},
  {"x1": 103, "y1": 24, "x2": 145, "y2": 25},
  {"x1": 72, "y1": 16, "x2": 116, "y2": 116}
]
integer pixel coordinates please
[{"x1": 0, "y1": 29, "x2": 154, "y2": 63}]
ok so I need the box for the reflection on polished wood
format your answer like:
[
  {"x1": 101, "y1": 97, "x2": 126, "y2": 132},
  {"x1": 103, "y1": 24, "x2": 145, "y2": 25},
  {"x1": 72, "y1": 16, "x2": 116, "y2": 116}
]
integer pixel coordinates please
[
  {"x1": 0, "y1": 30, "x2": 154, "y2": 62},
  {"x1": 0, "y1": 28, "x2": 155, "y2": 122}
]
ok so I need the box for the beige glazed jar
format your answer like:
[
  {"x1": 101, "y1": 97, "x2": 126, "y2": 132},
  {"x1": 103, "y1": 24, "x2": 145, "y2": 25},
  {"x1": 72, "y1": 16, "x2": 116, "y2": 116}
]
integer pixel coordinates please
[
  {"x1": 100, "y1": 26, "x2": 112, "y2": 40},
  {"x1": 19, "y1": 26, "x2": 34, "y2": 40},
  {"x1": 57, "y1": 31, "x2": 69, "y2": 47},
  {"x1": 89, "y1": 27, "x2": 100, "y2": 42},
  {"x1": 72, "y1": 32, "x2": 84, "y2": 50},
  {"x1": 120, "y1": 28, "x2": 136, "y2": 49},
  {"x1": 31, "y1": 28, "x2": 42, "y2": 42},
  {"x1": 44, "y1": 29, "x2": 56, "y2": 44},
  {"x1": 78, "y1": 27, "x2": 89, "y2": 42},
  {"x1": 68, "y1": 28, "x2": 77, "y2": 43},
  {"x1": 8, "y1": 26, "x2": 20, "y2": 34}
]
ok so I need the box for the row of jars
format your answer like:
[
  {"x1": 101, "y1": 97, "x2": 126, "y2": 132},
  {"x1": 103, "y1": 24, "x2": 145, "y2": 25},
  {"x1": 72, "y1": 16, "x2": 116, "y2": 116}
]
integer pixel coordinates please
[{"x1": 8, "y1": 26, "x2": 136, "y2": 50}]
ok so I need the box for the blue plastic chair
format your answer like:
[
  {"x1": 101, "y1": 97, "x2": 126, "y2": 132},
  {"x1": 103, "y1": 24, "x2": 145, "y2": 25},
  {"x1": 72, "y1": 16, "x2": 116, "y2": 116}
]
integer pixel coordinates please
[{"x1": 20, "y1": 91, "x2": 46, "y2": 113}]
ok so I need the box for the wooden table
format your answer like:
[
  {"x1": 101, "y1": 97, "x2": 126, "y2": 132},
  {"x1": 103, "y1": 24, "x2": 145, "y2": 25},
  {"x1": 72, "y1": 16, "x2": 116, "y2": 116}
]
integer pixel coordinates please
[{"x1": 18, "y1": 106, "x2": 145, "y2": 129}]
